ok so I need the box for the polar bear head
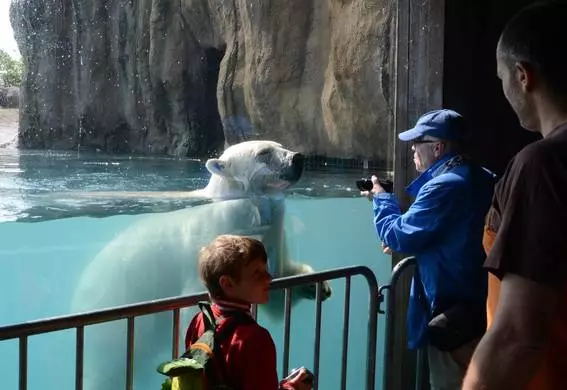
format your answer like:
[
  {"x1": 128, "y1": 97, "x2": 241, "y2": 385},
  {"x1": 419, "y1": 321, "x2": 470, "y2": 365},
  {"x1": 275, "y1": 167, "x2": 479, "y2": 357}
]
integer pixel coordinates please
[{"x1": 203, "y1": 140, "x2": 304, "y2": 198}]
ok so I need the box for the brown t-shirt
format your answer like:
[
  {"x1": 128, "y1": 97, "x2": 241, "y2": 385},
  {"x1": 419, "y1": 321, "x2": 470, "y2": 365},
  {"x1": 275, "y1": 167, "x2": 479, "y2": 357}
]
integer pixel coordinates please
[
  {"x1": 484, "y1": 123, "x2": 567, "y2": 390},
  {"x1": 485, "y1": 124, "x2": 567, "y2": 284}
]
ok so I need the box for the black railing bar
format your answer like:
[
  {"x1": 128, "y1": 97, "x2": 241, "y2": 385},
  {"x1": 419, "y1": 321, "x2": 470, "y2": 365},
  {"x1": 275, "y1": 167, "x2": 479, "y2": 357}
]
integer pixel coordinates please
[
  {"x1": 340, "y1": 276, "x2": 351, "y2": 390},
  {"x1": 172, "y1": 309, "x2": 180, "y2": 359},
  {"x1": 19, "y1": 335, "x2": 27, "y2": 390},
  {"x1": 0, "y1": 292, "x2": 208, "y2": 341},
  {"x1": 0, "y1": 266, "x2": 378, "y2": 341},
  {"x1": 125, "y1": 317, "x2": 135, "y2": 390},
  {"x1": 282, "y1": 288, "x2": 292, "y2": 377},
  {"x1": 75, "y1": 326, "x2": 84, "y2": 390},
  {"x1": 312, "y1": 282, "x2": 323, "y2": 390},
  {"x1": 365, "y1": 275, "x2": 380, "y2": 390},
  {"x1": 270, "y1": 266, "x2": 378, "y2": 290},
  {"x1": 381, "y1": 256, "x2": 417, "y2": 390}
]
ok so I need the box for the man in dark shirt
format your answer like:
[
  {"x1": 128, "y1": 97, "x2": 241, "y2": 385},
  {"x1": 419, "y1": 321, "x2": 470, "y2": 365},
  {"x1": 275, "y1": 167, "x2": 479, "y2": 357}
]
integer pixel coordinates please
[{"x1": 463, "y1": 2, "x2": 567, "y2": 389}]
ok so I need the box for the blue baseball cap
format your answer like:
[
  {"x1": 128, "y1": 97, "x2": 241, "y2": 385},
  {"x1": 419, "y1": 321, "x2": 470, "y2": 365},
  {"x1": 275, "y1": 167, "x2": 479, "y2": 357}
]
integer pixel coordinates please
[{"x1": 398, "y1": 109, "x2": 466, "y2": 142}]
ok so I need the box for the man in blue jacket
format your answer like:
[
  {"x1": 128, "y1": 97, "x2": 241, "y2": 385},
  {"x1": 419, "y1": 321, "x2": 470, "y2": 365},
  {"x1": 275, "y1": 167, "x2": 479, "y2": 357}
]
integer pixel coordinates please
[{"x1": 362, "y1": 109, "x2": 496, "y2": 390}]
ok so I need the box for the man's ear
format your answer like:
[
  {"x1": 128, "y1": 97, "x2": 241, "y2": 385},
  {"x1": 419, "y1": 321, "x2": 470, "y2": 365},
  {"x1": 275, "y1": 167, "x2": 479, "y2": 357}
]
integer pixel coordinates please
[
  {"x1": 205, "y1": 158, "x2": 230, "y2": 178},
  {"x1": 433, "y1": 142, "x2": 444, "y2": 158},
  {"x1": 515, "y1": 61, "x2": 534, "y2": 93}
]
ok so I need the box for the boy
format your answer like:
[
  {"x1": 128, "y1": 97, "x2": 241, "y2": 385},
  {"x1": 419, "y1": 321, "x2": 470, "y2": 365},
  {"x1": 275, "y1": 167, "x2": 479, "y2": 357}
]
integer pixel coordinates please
[{"x1": 184, "y1": 234, "x2": 312, "y2": 390}]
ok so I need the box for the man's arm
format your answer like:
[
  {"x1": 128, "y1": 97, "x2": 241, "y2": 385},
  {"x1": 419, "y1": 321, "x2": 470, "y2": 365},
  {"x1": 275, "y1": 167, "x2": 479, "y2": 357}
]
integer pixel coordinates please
[
  {"x1": 373, "y1": 179, "x2": 462, "y2": 254},
  {"x1": 462, "y1": 273, "x2": 561, "y2": 389}
]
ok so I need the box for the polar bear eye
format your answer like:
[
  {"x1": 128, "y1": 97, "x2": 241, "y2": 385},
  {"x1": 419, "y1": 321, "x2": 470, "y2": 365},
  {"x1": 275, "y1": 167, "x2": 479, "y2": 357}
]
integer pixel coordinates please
[{"x1": 256, "y1": 149, "x2": 273, "y2": 162}]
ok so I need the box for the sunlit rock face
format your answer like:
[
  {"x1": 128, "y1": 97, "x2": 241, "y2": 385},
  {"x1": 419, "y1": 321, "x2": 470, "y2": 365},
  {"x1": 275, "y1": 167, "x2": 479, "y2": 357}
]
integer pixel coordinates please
[{"x1": 10, "y1": 0, "x2": 395, "y2": 160}]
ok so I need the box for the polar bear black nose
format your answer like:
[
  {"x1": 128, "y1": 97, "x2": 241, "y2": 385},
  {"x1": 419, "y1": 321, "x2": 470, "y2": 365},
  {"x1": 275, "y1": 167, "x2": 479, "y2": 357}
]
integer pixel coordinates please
[
  {"x1": 292, "y1": 153, "x2": 304, "y2": 165},
  {"x1": 280, "y1": 153, "x2": 304, "y2": 182}
]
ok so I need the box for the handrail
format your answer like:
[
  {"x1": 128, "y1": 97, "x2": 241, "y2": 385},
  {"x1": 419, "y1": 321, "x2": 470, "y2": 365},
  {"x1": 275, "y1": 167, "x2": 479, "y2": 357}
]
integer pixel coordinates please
[
  {"x1": 0, "y1": 265, "x2": 376, "y2": 339},
  {"x1": 0, "y1": 265, "x2": 380, "y2": 390},
  {"x1": 377, "y1": 256, "x2": 419, "y2": 390},
  {"x1": 0, "y1": 293, "x2": 208, "y2": 341}
]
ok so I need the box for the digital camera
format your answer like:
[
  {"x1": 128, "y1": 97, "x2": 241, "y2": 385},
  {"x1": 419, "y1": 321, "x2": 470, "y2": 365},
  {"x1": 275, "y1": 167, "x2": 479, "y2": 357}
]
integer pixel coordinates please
[{"x1": 356, "y1": 178, "x2": 394, "y2": 193}]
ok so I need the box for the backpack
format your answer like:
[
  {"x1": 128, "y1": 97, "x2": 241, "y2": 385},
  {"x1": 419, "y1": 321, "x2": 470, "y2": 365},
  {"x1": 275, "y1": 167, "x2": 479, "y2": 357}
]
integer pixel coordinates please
[{"x1": 157, "y1": 301, "x2": 254, "y2": 390}]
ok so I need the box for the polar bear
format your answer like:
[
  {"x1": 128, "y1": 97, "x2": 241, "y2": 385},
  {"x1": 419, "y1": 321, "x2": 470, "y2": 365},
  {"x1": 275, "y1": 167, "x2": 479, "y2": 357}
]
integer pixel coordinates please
[{"x1": 70, "y1": 140, "x2": 332, "y2": 390}]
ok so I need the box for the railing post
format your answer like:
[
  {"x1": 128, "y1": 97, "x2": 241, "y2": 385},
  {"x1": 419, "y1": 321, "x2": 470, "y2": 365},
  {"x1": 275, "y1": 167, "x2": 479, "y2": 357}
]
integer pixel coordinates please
[
  {"x1": 19, "y1": 336, "x2": 27, "y2": 390},
  {"x1": 381, "y1": 256, "x2": 418, "y2": 390},
  {"x1": 282, "y1": 287, "x2": 292, "y2": 377},
  {"x1": 172, "y1": 309, "x2": 180, "y2": 359},
  {"x1": 126, "y1": 317, "x2": 135, "y2": 390},
  {"x1": 366, "y1": 275, "x2": 379, "y2": 390},
  {"x1": 76, "y1": 326, "x2": 84, "y2": 390},
  {"x1": 312, "y1": 282, "x2": 323, "y2": 390},
  {"x1": 340, "y1": 276, "x2": 351, "y2": 390}
]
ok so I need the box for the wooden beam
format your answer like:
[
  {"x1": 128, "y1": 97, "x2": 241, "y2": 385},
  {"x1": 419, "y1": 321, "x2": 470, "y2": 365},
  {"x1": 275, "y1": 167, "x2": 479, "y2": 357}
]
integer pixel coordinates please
[{"x1": 386, "y1": 0, "x2": 445, "y2": 389}]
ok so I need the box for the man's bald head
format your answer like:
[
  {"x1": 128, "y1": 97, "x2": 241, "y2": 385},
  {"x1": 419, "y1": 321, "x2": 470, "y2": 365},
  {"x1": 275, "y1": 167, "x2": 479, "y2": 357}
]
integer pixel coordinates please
[{"x1": 498, "y1": 2, "x2": 567, "y2": 105}]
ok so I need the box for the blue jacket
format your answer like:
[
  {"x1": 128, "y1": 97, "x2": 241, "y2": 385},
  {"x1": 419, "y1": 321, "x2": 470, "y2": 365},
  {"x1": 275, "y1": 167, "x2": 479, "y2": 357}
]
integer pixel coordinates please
[{"x1": 373, "y1": 153, "x2": 496, "y2": 349}]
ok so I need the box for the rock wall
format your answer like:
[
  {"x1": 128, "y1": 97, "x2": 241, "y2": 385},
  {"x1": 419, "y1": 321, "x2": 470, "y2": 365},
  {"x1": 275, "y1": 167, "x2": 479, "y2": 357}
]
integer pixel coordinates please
[
  {"x1": 0, "y1": 87, "x2": 20, "y2": 108},
  {"x1": 10, "y1": 0, "x2": 395, "y2": 160}
]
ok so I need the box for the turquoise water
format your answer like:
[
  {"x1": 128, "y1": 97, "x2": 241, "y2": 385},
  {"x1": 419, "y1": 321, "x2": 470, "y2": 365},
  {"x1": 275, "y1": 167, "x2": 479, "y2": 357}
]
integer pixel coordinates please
[{"x1": 0, "y1": 150, "x2": 392, "y2": 390}]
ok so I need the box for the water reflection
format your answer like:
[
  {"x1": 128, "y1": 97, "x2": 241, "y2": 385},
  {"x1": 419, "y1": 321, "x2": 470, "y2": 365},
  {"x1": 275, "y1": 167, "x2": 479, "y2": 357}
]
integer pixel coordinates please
[{"x1": 0, "y1": 148, "x2": 390, "y2": 222}]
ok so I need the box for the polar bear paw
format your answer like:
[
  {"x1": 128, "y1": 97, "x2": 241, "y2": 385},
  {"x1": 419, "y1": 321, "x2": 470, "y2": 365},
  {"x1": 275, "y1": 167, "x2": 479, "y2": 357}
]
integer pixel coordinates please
[
  {"x1": 294, "y1": 280, "x2": 333, "y2": 301},
  {"x1": 287, "y1": 262, "x2": 333, "y2": 301}
]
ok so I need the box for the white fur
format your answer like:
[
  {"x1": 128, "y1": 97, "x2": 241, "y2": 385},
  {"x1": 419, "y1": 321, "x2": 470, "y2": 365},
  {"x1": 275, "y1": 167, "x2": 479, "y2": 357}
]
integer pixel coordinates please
[{"x1": 70, "y1": 140, "x2": 331, "y2": 390}]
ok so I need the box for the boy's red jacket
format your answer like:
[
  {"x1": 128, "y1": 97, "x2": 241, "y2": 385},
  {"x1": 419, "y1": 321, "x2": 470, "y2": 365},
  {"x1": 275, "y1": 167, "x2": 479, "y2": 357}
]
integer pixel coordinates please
[{"x1": 184, "y1": 300, "x2": 279, "y2": 390}]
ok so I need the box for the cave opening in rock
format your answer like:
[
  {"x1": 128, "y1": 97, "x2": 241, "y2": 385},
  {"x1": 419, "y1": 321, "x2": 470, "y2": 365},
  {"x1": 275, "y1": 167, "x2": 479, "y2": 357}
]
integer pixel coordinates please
[{"x1": 188, "y1": 45, "x2": 226, "y2": 158}]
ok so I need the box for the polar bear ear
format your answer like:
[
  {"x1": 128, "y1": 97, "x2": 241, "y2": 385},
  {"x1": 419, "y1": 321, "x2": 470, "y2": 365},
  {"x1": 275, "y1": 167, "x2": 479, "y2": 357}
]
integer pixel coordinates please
[{"x1": 205, "y1": 158, "x2": 230, "y2": 178}]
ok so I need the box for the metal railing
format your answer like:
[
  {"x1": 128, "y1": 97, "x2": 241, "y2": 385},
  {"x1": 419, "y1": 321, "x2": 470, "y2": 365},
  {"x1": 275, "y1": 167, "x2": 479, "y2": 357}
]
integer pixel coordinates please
[
  {"x1": 0, "y1": 265, "x2": 380, "y2": 390},
  {"x1": 377, "y1": 256, "x2": 427, "y2": 390}
]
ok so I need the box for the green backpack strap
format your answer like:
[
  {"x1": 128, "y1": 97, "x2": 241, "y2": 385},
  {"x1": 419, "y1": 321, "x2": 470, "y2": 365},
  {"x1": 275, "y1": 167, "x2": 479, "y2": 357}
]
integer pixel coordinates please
[
  {"x1": 157, "y1": 301, "x2": 254, "y2": 390},
  {"x1": 198, "y1": 302, "x2": 254, "y2": 388},
  {"x1": 157, "y1": 301, "x2": 219, "y2": 384},
  {"x1": 198, "y1": 301, "x2": 221, "y2": 331},
  {"x1": 197, "y1": 302, "x2": 255, "y2": 389}
]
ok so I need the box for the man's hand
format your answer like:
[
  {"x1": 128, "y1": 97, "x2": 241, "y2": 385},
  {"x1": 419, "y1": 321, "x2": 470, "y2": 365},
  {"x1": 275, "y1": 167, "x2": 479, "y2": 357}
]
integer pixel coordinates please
[
  {"x1": 361, "y1": 175, "x2": 386, "y2": 200},
  {"x1": 381, "y1": 242, "x2": 393, "y2": 254}
]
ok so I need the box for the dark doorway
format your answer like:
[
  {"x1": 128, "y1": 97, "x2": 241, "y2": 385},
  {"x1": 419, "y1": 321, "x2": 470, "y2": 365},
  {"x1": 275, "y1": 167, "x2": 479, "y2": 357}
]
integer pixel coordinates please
[{"x1": 443, "y1": 0, "x2": 541, "y2": 176}]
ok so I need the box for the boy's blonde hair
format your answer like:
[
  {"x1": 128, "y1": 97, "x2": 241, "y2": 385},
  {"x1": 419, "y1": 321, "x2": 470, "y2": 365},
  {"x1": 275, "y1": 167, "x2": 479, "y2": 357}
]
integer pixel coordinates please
[{"x1": 198, "y1": 235, "x2": 268, "y2": 298}]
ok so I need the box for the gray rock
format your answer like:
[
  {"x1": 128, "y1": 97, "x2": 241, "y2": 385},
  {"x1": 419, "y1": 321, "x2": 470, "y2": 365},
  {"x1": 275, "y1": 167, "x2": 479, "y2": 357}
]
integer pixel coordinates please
[
  {"x1": 10, "y1": 0, "x2": 394, "y2": 160},
  {"x1": 0, "y1": 87, "x2": 20, "y2": 108}
]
